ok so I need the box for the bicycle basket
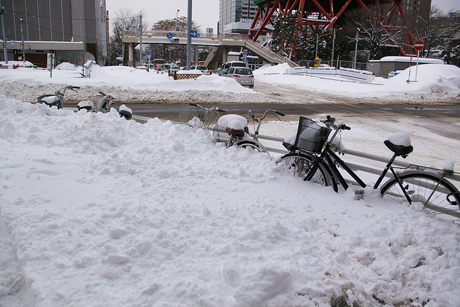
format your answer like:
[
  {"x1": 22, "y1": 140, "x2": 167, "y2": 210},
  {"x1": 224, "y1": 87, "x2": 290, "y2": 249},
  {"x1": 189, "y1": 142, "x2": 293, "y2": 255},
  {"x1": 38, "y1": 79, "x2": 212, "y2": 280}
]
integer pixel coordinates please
[
  {"x1": 294, "y1": 117, "x2": 331, "y2": 153},
  {"x1": 179, "y1": 104, "x2": 222, "y2": 134}
]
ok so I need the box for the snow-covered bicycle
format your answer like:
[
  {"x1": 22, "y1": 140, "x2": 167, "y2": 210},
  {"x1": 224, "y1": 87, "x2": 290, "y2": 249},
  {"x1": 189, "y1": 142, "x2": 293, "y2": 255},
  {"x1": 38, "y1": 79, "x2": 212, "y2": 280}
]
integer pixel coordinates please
[
  {"x1": 37, "y1": 85, "x2": 80, "y2": 109},
  {"x1": 77, "y1": 91, "x2": 132, "y2": 119},
  {"x1": 213, "y1": 109, "x2": 284, "y2": 152}
]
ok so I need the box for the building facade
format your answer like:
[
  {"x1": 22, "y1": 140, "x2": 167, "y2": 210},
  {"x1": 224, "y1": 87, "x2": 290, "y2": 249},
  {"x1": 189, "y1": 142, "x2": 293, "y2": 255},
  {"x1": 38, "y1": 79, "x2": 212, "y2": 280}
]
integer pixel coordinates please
[
  {"x1": 1, "y1": 0, "x2": 108, "y2": 66},
  {"x1": 219, "y1": 0, "x2": 258, "y2": 34}
]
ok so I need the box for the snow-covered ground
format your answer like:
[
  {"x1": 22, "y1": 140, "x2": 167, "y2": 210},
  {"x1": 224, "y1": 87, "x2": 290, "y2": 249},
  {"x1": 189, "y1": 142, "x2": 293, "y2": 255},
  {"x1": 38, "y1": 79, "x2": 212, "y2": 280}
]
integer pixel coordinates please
[
  {"x1": 1, "y1": 62, "x2": 460, "y2": 307},
  {"x1": 1, "y1": 61, "x2": 460, "y2": 104}
]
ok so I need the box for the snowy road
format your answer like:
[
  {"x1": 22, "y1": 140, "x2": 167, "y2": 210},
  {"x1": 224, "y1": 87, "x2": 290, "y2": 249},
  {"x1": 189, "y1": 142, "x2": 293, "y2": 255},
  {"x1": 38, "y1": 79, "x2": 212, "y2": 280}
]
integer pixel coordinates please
[{"x1": 128, "y1": 102, "x2": 460, "y2": 142}]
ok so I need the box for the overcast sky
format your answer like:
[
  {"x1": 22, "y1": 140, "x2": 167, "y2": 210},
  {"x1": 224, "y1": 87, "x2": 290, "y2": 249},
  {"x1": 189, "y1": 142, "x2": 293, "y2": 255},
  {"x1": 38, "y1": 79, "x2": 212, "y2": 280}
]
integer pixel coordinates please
[
  {"x1": 105, "y1": 0, "x2": 459, "y2": 34},
  {"x1": 431, "y1": 0, "x2": 459, "y2": 13},
  {"x1": 105, "y1": 0, "x2": 220, "y2": 33}
]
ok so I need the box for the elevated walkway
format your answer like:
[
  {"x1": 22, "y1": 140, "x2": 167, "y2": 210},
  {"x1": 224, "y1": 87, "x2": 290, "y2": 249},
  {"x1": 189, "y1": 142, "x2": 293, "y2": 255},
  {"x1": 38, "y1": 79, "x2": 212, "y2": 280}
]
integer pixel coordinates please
[{"x1": 122, "y1": 31, "x2": 297, "y2": 68}]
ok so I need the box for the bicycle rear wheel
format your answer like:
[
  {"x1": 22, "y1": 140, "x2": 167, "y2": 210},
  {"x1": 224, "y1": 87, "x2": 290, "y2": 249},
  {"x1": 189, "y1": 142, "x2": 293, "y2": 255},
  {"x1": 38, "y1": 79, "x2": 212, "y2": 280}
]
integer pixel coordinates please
[
  {"x1": 380, "y1": 171, "x2": 460, "y2": 218},
  {"x1": 235, "y1": 140, "x2": 267, "y2": 153},
  {"x1": 276, "y1": 152, "x2": 333, "y2": 187}
]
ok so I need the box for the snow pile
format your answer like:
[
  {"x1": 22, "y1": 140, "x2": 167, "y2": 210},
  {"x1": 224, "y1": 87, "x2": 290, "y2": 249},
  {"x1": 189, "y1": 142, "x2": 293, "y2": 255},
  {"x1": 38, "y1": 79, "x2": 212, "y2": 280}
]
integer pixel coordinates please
[
  {"x1": 55, "y1": 62, "x2": 77, "y2": 70},
  {"x1": 254, "y1": 63, "x2": 460, "y2": 102},
  {"x1": 0, "y1": 65, "x2": 266, "y2": 104},
  {"x1": 1, "y1": 62, "x2": 460, "y2": 104},
  {"x1": 1, "y1": 96, "x2": 460, "y2": 306}
]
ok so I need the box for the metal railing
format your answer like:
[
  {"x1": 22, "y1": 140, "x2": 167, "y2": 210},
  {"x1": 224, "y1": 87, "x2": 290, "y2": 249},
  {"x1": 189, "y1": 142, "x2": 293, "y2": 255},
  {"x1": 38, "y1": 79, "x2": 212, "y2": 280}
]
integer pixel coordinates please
[
  {"x1": 211, "y1": 124, "x2": 460, "y2": 184},
  {"x1": 131, "y1": 114, "x2": 460, "y2": 185}
]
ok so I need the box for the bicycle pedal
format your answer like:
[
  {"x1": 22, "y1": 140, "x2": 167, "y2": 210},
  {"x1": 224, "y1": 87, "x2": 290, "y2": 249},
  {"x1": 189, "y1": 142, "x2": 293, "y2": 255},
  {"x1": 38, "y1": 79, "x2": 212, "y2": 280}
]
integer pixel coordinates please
[{"x1": 354, "y1": 189, "x2": 365, "y2": 200}]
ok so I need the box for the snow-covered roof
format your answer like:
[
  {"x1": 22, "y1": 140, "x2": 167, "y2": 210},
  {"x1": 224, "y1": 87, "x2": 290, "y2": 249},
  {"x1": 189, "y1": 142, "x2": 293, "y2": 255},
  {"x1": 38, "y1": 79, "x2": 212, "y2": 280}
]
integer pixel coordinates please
[{"x1": 379, "y1": 56, "x2": 444, "y2": 64}]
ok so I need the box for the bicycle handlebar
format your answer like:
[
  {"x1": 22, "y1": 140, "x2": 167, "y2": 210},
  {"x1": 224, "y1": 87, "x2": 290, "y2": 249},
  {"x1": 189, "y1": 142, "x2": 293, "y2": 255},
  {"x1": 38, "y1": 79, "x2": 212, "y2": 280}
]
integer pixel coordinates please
[
  {"x1": 322, "y1": 115, "x2": 350, "y2": 131},
  {"x1": 275, "y1": 110, "x2": 285, "y2": 117},
  {"x1": 250, "y1": 109, "x2": 285, "y2": 121},
  {"x1": 189, "y1": 103, "x2": 225, "y2": 113}
]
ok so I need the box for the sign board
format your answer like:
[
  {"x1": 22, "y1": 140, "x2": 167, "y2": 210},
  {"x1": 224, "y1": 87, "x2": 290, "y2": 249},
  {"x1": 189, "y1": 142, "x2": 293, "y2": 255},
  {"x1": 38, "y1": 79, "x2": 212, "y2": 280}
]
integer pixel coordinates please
[
  {"x1": 190, "y1": 30, "x2": 197, "y2": 38},
  {"x1": 243, "y1": 49, "x2": 248, "y2": 55},
  {"x1": 167, "y1": 32, "x2": 173, "y2": 39},
  {"x1": 146, "y1": 49, "x2": 152, "y2": 55},
  {"x1": 414, "y1": 40, "x2": 424, "y2": 51},
  {"x1": 47, "y1": 53, "x2": 55, "y2": 70}
]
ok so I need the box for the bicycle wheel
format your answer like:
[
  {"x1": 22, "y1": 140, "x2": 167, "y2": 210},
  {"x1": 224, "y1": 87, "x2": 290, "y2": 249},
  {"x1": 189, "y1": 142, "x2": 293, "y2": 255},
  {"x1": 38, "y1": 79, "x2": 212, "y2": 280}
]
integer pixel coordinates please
[
  {"x1": 380, "y1": 171, "x2": 460, "y2": 218},
  {"x1": 235, "y1": 140, "x2": 267, "y2": 153},
  {"x1": 276, "y1": 152, "x2": 333, "y2": 187}
]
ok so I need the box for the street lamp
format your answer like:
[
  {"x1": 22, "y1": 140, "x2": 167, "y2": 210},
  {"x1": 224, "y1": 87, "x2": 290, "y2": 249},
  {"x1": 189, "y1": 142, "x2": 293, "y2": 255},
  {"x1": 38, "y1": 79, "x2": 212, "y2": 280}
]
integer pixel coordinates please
[
  {"x1": 177, "y1": 9, "x2": 179, "y2": 18},
  {"x1": 20, "y1": 18, "x2": 25, "y2": 63},
  {"x1": 353, "y1": 28, "x2": 360, "y2": 69},
  {"x1": 186, "y1": 0, "x2": 192, "y2": 69}
]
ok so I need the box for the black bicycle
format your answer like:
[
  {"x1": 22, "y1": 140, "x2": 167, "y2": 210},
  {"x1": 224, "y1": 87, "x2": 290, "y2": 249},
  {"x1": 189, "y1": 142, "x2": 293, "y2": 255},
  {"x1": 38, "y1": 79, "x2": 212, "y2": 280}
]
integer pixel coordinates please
[{"x1": 277, "y1": 116, "x2": 460, "y2": 218}]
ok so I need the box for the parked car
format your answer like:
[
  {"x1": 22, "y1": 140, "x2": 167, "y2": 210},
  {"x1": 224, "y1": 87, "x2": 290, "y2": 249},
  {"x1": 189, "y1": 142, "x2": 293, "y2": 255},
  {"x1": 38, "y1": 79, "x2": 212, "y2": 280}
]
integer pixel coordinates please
[
  {"x1": 223, "y1": 67, "x2": 254, "y2": 88},
  {"x1": 218, "y1": 61, "x2": 247, "y2": 76},
  {"x1": 195, "y1": 65, "x2": 211, "y2": 75},
  {"x1": 152, "y1": 59, "x2": 166, "y2": 70},
  {"x1": 170, "y1": 64, "x2": 180, "y2": 72}
]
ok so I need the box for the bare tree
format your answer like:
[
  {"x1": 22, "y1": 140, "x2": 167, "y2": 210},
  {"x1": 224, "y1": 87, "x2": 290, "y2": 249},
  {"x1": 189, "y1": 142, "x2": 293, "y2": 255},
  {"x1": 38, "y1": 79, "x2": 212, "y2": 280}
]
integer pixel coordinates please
[
  {"x1": 410, "y1": 7, "x2": 460, "y2": 58},
  {"x1": 108, "y1": 8, "x2": 148, "y2": 65},
  {"x1": 152, "y1": 16, "x2": 200, "y2": 32},
  {"x1": 343, "y1": 5, "x2": 404, "y2": 60},
  {"x1": 149, "y1": 17, "x2": 202, "y2": 65}
]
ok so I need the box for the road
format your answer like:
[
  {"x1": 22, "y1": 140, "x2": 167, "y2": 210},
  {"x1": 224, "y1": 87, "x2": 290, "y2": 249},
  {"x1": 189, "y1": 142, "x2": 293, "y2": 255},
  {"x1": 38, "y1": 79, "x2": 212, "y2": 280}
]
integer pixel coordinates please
[
  {"x1": 127, "y1": 81, "x2": 460, "y2": 141},
  {"x1": 130, "y1": 102, "x2": 460, "y2": 119}
]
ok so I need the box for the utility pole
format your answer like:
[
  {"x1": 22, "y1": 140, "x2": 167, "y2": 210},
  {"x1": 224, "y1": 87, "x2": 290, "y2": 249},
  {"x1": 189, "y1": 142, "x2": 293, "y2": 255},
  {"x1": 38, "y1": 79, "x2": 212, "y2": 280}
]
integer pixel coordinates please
[
  {"x1": 186, "y1": 0, "x2": 192, "y2": 69},
  {"x1": 315, "y1": 34, "x2": 318, "y2": 58},
  {"x1": 139, "y1": 15, "x2": 143, "y2": 66},
  {"x1": 353, "y1": 28, "x2": 360, "y2": 69},
  {"x1": 20, "y1": 18, "x2": 25, "y2": 63},
  {"x1": 331, "y1": 28, "x2": 336, "y2": 68},
  {"x1": 1, "y1": 7, "x2": 8, "y2": 64}
]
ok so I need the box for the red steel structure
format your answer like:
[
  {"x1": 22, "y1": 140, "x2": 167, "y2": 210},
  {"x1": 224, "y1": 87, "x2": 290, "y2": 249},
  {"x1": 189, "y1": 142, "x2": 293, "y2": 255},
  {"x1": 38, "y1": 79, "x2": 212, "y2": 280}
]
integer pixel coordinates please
[{"x1": 247, "y1": 0, "x2": 417, "y2": 56}]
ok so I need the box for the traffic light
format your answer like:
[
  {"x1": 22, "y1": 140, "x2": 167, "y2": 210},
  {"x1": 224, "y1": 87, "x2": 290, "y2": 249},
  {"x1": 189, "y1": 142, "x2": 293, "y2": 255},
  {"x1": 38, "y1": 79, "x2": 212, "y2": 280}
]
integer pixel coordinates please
[{"x1": 170, "y1": 37, "x2": 179, "y2": 43}]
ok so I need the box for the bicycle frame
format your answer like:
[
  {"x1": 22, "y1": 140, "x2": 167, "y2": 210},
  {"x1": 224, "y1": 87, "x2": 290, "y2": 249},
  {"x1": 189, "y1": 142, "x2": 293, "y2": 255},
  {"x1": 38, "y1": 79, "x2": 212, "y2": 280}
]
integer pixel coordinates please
[
  {"x1": 304, "y1": 122, "x2": 413, "y2": 203},
  {"x1": 304, "y1": 142, "x2": 366, "y2": 192}
]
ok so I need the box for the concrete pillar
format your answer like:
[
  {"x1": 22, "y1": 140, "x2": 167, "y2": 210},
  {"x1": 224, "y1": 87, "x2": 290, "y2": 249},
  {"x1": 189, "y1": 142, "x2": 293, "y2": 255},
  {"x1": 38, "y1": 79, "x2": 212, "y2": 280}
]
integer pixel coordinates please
[
  {"x1": 128, "y1": 43, "x2": 134, "y2": 67},
  {"x1": 222, "y1": 47, "x2": 228, "y2": 63},
  {"x1": 194, "y1": 45, "x2": 198, "y2": 65}
]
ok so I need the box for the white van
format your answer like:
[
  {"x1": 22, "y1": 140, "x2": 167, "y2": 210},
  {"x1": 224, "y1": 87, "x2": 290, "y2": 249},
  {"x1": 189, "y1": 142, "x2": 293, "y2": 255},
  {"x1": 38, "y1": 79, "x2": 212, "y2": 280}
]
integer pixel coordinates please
[{"x1": 218, "y1": 61, "x2": 247, "y2": 76}]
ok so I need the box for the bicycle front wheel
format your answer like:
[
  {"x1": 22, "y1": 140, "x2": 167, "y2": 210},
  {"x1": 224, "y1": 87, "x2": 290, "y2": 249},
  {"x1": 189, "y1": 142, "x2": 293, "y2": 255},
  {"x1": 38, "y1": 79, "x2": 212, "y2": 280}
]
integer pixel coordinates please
[
  {"x1": 380, "y1": 171, "x2": 460, "y2": 218},
  {"x1": 276, "y1": 152, "x2": 333, "y2": 187}
]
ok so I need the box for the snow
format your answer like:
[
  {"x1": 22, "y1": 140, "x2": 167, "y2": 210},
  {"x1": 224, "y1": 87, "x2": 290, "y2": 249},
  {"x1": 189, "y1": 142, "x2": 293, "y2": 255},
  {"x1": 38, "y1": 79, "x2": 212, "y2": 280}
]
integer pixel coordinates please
[
  {"x1": 1, "y1": 62, "x2": 460, "y2": 307},
  {"x1": 254, "y1": 63, "x2": 460, "y2": 101},
  {"x1": 388, "y1": 132, "x2": 412, "y2": 147},
  {"x1": 1, "y1": 61, "x2": 460, "y2": 104},
  {"x1": 217, "y1": 114, "x2": 248, "y2": 131},
  {"x1": 378, "y1": 56, "x2": 445, "y2": 64}
]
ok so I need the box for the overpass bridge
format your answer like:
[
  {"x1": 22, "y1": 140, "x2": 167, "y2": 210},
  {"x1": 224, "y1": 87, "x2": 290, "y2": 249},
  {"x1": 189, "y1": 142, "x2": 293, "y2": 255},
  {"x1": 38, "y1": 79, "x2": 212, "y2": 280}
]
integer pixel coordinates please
[{"x1": 122, "y1": 31, "x2": 297, "y2": 70}]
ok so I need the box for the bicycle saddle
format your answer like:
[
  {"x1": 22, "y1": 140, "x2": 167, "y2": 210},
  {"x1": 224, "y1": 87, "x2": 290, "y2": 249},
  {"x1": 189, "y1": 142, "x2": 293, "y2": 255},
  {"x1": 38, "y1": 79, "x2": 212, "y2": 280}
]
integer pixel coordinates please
[
  {"x1": 217, "y1": 114, "x2": 247, "y2": 136},
  {"x1": 384, "y1": 140, "x2": 413, "y2": 156}
]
